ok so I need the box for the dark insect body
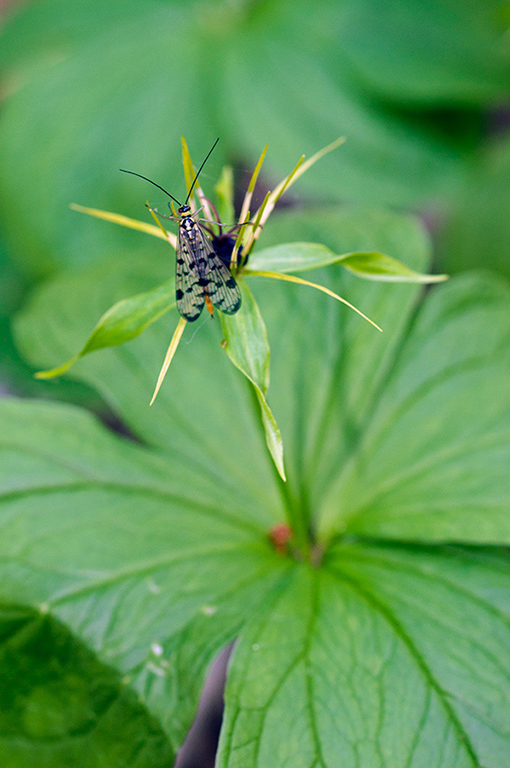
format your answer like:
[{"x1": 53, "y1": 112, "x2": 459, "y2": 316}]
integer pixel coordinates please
[{"x1": 120, "y1": 139, "x2": 242, "y2": 322}]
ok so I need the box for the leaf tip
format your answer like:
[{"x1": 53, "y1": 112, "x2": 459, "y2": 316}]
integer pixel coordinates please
[{"x1": 34, "y1": 356, "x2": 78, "y2": 379}]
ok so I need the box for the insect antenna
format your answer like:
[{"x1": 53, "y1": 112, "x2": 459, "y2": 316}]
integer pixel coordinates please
[
  {"x1": 184, "y1": 137, "x2": 220, "y2": 204},
  {"x1": 119, "y1": 169, "x2": 182, "y2": 206}
]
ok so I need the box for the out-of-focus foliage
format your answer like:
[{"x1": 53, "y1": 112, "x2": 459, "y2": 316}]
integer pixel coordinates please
[
  {"x1": 337, "y1": 0, "x2": 510, "y2": 104},
  {"x1": 439, "y1": 130, "x2": 510, "y2": 279},
  {"x1": 0, "y1": 0, "x2": 509, "y2": 279},
  {"x1": 0, "y1": 228, "x2": 102, "y2": 405}
]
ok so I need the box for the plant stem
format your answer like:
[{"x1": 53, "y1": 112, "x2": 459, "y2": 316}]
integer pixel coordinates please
[
  {"x1": 275, "y1": 472, "x2": 311, "y2": 561},
  {"x1": 245, "y1": 375, "x2": 311, "y2": 560}
]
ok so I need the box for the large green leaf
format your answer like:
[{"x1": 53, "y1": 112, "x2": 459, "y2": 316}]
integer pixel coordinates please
[
  {"x1": 218, "y1": 545, "x2": 510, "y2": 768},
  {"x1": 325, "y1": 542, "x2": 510, "y2": 767},
  {"x1": 318, "y1": 274, "x2": 510, "y2": 542},
  {"x1": 0, "y1": 408, "x2": 508, "y2": 768},
  {"x1": 0, "y1": 606, "x2": 174, "y2": 767},
  {"x1": 0, "y1": 397, "x2": 288, "y2": 760},
  {"x1": 9, "y1": 206, "x2": 510, "y2": 765}
]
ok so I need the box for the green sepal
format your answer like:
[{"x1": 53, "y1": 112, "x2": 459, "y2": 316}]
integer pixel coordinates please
[
  {"x1": 250, "y1": 242, "x2": 447, "y2": 282},
  {"x1": 36, "y1": 280, "x2": 175, "y2": 379},
  {"x1": 220, "y1": 278, "x2": 285, "y2": 481}
]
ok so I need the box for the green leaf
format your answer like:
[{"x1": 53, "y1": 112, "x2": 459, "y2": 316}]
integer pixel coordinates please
[
  {"x1": 0, "y1": 397, "x2": 288, "y2": 760},
  {"x1": 319, "y1": 272, "x2": 510, "y2": 543},
  {"x1": 249, "y1": 242, "x2": 346, "y2": 272},
  {"x1": 11, "y1": 206, "x2": 510, "y2": 765},
  {"x1": 250, "y1": 241, "x2": 446, "y2": 282},
  {"x1": 337, "y1": 250, "x2": 447, "y2": 282},
  {"x1": 221, "y1": 280, "x2": 270, "y2": 394},
  {"x1": 0, "y1": 606, "x2": 174, "y2": 766},
  {"x1": 1, "y1": 396, "x2": 508, "y2": 768},
  {"x1": 217, "y1": 548, "x2": 510, "y2": 768},
  {"x1": 1, "y1": 400, "x2": 509, "y2": 767},
  {"x1": 325, "y1": 542, "x2": 510, "y2": 768},
  {"x1": 221, "y1": 279, "x2": 285, "y2": 481},
  {"x1": 36, "y1": 279, "x2": 175, "y2": 379}
]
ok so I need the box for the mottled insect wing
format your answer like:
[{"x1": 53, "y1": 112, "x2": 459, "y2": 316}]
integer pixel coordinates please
[
  {"x1": 176, "y1": 222, "x2": 241, "y2": 322},
  {"x1": 204, "y1": 240, "x2": 242, "y2": 315},
  {"x1": 175, "y1": 227, "x2": 206, "y2": 322}
]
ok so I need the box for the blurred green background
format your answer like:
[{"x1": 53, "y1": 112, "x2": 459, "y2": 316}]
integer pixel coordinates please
[{"x1": 0, "y1": 0, "x2": 509, "y2": 389}]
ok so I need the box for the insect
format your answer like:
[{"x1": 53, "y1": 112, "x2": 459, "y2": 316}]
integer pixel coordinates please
[{"x1": 120, "y1": 139, "x2": 241, "y2": 322}]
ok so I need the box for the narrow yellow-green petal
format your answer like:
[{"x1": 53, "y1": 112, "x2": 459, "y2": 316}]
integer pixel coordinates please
[
  {"x1": 181, "y1": 135, "x2": 196, "y2": 202},
  {"x1": 231, "y1": 211, "x2": 251, "y2": 269},
  {"x1": 70, "y1": 203, "x2": 168, "y2": 241},
  {"x1": 269, "y1": 155, "x2": 305, "y2": 207},
  {"x1": 242, "y1": 190, "x2": 271, "y2": 257},
  {"x1": 249, "y1": 156, "x2": 305, "y2": 240},
  {"x1": 269, "y1": 137, "x2": 345, "y2": 207},
  {"x1": 245, "y1": 269, "x2": 382, "y2": 332},
  {"x1": 180, "y1": 136, "x2": 206, "y2": 211},
  {"x1": 247, "y1": 146, "x2": 268, "y2": 195},
  {"x1": 196, "y1": 189, "x2": 215, "y2": 223},
  {"x1": 147, "y1": 204, "x2": 178, "y2": 248},
  {"x1": 238, "y1": 144, "x2": 268, "y2": 225},
  {"x1": 290, "y1": 136, "x2": 346, "y2": 186},
  {"x1": 149, "y1": 316, "x2": 187, "y2": 405},
  {"x1": 250, "y1": 137, "x2": 345, "y2": 235}
]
